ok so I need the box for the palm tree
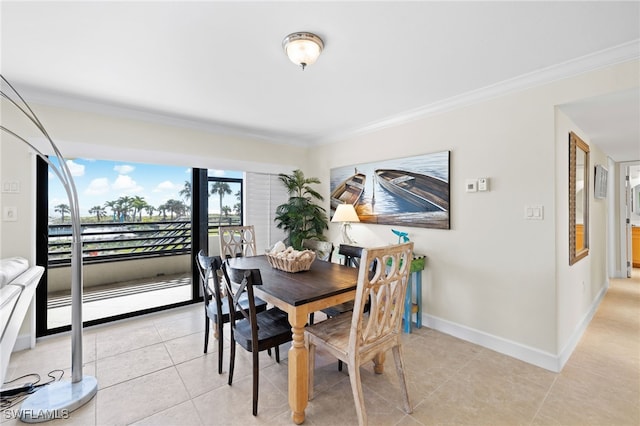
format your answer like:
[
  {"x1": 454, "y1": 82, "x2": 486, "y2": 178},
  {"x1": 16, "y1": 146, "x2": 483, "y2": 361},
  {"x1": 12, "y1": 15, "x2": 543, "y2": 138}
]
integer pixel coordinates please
[
  {"x1": 275, "y1": 169, "x2": 328, "y2": 249},
  {"x1": 221, "y1": 205, "x2": 232, "y2": 224},
  {"x1": 145, "y1": 204, "x2": 155, "y2": 219},
  {"x1": 164, "y1": 199, "x2": 186, "y2": 220},
  {"x1": 104, "y1": 200, "x2": 118, "y2": 222},
  {"x1": 88, "y1": 205, "x2": 106, "y2": 222},
  {"x1": 211, "y1": 182, "x2": 232, "y2": 225},
  {"x1": 158, "y1": 203, "x2": 167, "y2": 220},
  {"x1": 117, "y1": 196, "x2": 134, "y2": 221},
  {"x1": 131, "y1": 195, "x2": 147, "y2": 222},
  {"x1": 54, "y1": 203, "x2": 70, "y2": 222},
  {"x1": 179, "y1": 180, "x2": 191, "y2": 204}
]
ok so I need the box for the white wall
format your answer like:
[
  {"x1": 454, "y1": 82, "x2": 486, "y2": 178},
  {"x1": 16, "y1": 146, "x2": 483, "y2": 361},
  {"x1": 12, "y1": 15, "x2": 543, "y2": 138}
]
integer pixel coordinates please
[
  {"x1": 2, "y1": 59, "x2": 638, "y2": 370},
  {"x1": 554, "y1": 112, "x2": 609, "y2": 366},
  {"x1": 308, "y1": 59, "x2": 638, "y2": 370}
]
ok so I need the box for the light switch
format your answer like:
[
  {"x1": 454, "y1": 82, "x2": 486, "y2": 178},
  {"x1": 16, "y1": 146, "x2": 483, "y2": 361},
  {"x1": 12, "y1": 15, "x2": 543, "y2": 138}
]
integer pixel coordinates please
[
  {"x1": 1, "y1": 181, "x2": 20, "y2": 193},
  {"x1": 3, "y1": 206, "x2": 17, "y2": 221},
  {"x1": 524, "y1": 205, "x2": 543, "y2": 220}
]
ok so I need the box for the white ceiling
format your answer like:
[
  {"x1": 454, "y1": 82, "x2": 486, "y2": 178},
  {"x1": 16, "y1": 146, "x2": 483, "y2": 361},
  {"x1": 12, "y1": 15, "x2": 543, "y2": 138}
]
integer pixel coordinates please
[{"x1": 1, "y1": 1, "x2": 639, "y2": 160}]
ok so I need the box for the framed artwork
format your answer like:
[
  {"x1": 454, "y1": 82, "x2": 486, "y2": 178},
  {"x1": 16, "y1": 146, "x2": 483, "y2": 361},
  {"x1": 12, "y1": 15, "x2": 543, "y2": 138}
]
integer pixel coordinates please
[
  {"x1": 594, "y1": 164, "x2": 608, "y2": 199},
  {"x1": 330, "y1": 151, "x2": 450, "y2": 229}
]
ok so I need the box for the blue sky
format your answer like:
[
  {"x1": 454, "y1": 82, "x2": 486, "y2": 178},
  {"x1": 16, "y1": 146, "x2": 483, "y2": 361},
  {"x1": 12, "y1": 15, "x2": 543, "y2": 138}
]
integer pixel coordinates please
[{"x1": 48, "y1": 158, "x2": 242, "y2": 218}]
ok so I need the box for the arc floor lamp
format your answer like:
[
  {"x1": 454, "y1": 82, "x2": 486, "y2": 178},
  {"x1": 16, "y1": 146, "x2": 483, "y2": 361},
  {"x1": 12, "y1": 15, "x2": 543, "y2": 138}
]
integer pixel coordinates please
[{"x1": 1, "y1": 76, "x2": 97, "y2": 422}]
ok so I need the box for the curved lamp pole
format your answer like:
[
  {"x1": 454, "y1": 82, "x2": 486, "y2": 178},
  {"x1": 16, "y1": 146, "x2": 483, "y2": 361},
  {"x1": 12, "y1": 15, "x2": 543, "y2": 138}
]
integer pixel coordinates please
[{"x1": 1, "y1": 76, "x2": 97, "y2": 422}]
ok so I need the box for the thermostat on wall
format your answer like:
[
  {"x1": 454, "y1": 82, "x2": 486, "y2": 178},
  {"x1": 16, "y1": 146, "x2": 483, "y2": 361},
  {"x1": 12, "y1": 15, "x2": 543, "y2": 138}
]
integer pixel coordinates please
[
  {"x1": 465, "y1": 179, "x2": 477, "y2": 192},
  {"x1": 478, "y1": 178, "x2": 489, "y2": 191}
]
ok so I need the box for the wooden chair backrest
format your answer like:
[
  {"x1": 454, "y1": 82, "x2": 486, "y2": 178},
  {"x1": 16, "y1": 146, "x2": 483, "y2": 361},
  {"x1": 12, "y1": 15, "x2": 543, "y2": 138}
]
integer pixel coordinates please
[
  {"x1": 302, "y1": 239, "x2": 334, "y2": 261},
  {"x1": 219, "y1": 225, "x2": 258, "y2": 258},
  {"x1": 350, "y1": 242, "x2": 413, "y2": 349}
]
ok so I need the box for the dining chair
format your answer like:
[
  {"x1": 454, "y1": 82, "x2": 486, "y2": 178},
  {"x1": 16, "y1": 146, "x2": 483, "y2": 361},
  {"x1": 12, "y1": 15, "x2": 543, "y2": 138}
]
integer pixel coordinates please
[
  {"x1": 301, "y1": 238, "x2": 334, "y2": 261},
  {"x1": 305, "y1": 242, "x2": 414, "y2": 426},
  {"x1": 195, "y1": 250, "x2": 268, "y2": 374},
  {"x1": 221, "y1": 262, "x2": 293, "y2": 416},
  {"x1": 219, "y1": 225, "x2": 258, "y2": 258},
  {"x1": 308, "y1": 244, "x2": 366, "y2": 370}
]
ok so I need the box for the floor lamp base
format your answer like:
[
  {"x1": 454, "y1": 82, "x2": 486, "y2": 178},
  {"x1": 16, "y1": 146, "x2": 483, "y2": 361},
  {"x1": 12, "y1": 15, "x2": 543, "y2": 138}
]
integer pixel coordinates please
[{"x1": 19, "y1": 376, "x2": 97, "y2": 423}]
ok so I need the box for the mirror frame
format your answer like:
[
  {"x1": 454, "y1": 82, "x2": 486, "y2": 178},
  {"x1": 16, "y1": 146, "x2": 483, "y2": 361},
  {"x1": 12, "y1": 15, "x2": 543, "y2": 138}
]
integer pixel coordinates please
[{"x1": 569, "y1": 131, "x2": 589, "y2": 265}]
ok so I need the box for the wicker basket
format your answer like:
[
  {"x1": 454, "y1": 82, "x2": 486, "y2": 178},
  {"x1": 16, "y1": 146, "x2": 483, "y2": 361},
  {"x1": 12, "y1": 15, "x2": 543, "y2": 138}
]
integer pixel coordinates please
[{"x1": 265, "y1": 250, "x2": 316, "y2": 273}]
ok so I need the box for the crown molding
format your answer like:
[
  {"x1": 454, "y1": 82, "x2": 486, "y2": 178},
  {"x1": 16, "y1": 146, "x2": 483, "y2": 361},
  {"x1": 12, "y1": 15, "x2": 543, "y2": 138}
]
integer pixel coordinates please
[
  {"x1": 13, "y1": 40, "x2": 639, "y2": 148},
  {"x1": 314, "y1": 39, "x2": 640, "y2": 145},
  {"x1": 12, "y1": 84, "x2": 307, "y2": 147}
]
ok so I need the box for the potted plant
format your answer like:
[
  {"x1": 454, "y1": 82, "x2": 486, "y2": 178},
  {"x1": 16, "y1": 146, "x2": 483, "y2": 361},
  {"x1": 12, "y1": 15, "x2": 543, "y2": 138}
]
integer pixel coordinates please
[{"x1": 275, "y1": 169, "x2": 329, "y2": 249}]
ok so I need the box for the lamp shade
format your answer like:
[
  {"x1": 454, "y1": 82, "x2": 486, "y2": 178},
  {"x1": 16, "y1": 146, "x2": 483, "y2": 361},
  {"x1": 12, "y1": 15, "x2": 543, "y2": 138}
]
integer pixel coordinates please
[
  {"x1": 282, "y1": 32, "x2": 324, "y2": 69},
  {"x1": 332, "y1": 204, "x2": 360, "y2": 223}
]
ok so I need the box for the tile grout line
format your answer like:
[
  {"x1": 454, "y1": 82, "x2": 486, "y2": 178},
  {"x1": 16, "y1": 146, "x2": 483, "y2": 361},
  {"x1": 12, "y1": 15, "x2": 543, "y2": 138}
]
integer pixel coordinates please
[{"x1": 528, "y1": 371, "x2": 559, "y2": 425}]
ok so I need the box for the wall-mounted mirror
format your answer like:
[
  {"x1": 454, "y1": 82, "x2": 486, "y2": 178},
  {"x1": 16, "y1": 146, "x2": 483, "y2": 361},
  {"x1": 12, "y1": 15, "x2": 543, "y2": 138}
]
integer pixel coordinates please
[{"x1": 569, "y1": 131, "x2": 589, "y2": 265}]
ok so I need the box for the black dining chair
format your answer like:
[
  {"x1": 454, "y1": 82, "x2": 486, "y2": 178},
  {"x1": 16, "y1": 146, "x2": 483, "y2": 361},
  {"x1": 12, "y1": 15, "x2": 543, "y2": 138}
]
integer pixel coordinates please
[
  {"x1": 221, "y1": 262, "x2": 293, "y2": 416},
  {"x1": 195, "y1": 250, "x2": 268, "y2": 374}
]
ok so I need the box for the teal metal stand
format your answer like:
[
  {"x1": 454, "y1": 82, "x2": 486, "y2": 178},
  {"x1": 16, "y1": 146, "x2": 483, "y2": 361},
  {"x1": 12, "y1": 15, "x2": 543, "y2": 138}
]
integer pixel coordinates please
[{"x1": 404, "y1": 255, "x2": 425, "y2": 333}]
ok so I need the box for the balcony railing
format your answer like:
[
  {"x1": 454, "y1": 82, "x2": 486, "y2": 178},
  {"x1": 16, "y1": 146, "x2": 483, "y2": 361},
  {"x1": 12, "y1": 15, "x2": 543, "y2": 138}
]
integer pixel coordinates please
[
  {"x1": 47, "y1": 219, "x2": 240, "y2": 266},
  {"x1": 48, "y1": 220, "x2": 191, "y2": 266}
]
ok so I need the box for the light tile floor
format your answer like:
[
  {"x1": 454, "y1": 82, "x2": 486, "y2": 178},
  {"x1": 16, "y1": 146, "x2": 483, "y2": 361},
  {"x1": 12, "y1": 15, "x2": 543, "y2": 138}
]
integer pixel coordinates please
[{"x1": 2, "y1": 271, "x2": 638, "y2": 425}]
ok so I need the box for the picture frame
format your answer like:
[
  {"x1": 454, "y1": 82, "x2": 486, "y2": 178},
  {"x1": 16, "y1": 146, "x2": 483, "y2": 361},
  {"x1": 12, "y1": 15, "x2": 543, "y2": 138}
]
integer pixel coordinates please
[
  {"x1": 330, "y1": 151, "x2": 450, "y2": 229},
  {"x1": 594, "y1": 164, "x2": 608, "y2": 199}
]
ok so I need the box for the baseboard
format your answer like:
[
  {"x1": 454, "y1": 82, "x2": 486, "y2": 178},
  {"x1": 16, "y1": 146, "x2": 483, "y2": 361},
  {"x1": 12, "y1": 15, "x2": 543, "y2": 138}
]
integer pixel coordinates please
[
  {"x1": 13, "y1": 333, "x2": 33, "y2": 352},
  {"x1": 422, "y1": 282, "x2": 609, "y2": 373},
  {"x1": 556, "y1": 280, "x2": 609, "y2": 370}
]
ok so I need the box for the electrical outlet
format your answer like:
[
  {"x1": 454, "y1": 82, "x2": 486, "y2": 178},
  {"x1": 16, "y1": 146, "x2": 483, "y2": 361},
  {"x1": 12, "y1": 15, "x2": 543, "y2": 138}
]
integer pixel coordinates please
[{"x1": 3, "y1": 206, "x2": 17, "y2": 221}]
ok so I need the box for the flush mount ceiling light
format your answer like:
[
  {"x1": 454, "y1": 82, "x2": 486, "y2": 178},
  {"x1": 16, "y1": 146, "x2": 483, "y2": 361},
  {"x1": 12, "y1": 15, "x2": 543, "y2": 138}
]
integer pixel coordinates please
[{"x1": 282, "y1": 32, "x2": 324, "y2": 70}]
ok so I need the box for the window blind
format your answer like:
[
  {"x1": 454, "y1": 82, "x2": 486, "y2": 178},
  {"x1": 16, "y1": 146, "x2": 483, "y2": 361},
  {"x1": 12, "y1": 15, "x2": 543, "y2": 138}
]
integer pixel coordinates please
[{"x1": 245, "y1": 172, "x2": 288, "y2": 252}]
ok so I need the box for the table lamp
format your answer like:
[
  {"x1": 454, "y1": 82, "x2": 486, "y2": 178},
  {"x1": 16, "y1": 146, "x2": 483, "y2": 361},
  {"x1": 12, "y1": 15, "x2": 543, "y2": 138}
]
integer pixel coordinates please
[{"x1": 332, "y1": 203, "x2": 360, "y2": 244}]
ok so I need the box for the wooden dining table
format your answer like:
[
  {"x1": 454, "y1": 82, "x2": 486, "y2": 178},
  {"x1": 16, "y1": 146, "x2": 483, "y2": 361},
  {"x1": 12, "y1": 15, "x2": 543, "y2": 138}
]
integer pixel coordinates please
[{"x1": 225, "y1": 255, "x2": 364, "y2": 424}]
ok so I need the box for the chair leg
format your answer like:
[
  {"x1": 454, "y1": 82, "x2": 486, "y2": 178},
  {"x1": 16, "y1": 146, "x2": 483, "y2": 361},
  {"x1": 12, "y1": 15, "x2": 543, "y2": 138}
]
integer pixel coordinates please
[
  {"x1": 338, "y1": 360, "x2": 343, "y2": 371},
  {"x1": 309, "y1": 312, "x2": 315, "y2": 325},
  {"x1": 347, "y1": 362, "x2": 367, "y2": 426},
  {"x1": 228, "y1": 340, "x2": 236, "y2": 386},
  {"x1": 267, "y1": 348, "x2": 272, "y2": 357},
  {"x1": 308, "y1": 342, "x2": 316, "y2": 400},
  {"x1": 252, "y1": 350, "x2": 259, "y2": 416},
  {"x1": 392, "y1": 345, "x2": 412, "y2": 414},
  {"x1": 217, "y1": 322, "x2": 224, "y2": 374},
  {"x1": 204, "y1": 318, "x2": 210, "y2": 353},
  {"x1": 275, "y1": 345, "x2": 280, "y2": 363}
]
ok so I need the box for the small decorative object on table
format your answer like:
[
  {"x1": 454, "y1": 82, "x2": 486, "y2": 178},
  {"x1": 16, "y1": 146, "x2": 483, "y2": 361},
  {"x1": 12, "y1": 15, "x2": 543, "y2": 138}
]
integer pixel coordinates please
[{"x1": 266, "y1": 243, "x2": 316, "y2": 273}]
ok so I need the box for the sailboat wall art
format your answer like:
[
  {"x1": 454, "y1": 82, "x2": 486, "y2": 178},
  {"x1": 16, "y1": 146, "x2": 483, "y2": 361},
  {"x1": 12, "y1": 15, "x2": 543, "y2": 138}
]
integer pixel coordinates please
[{"x1": 330, "y1": 151, "x2": 450, "y2": 230}]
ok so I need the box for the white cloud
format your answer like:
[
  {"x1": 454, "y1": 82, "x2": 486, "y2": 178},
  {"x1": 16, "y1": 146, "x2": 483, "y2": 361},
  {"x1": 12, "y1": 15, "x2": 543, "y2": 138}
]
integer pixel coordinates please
[
  {"x1": 66, "y1": 160, "x2": 85, "y2": 177},
  {"x1": 209, "y1": 169, "x2": 225, "y2": 177},
  {"x1": 114, "y1": 164, "x2": 135, "y2": 174},
  {"x1": 113, "y1": 174, "x2": 143, "y2": 193},
  {"x1": 153, "y1": 180, "x2": 179, "y2": 192},
  {"x1": 85, "y1": 177, "x2": 110, "y2": 195}
]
